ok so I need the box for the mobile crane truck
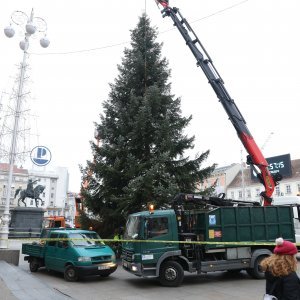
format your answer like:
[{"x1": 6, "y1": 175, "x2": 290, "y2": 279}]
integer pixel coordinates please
[
  {"x1": 121, "y1": 1, "x2": 294, "y2": 287},
  {"x1": 122, "y1": 194, "x2": 295, "y2": 286}
]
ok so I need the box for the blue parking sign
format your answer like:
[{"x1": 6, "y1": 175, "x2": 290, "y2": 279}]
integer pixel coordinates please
[{"x1": 30, "y1": 146, "x2": 51, "y2": 166}]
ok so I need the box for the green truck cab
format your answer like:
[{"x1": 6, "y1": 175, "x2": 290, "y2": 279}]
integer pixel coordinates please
[
  {"x1": 122, "y1": 194, "x2": 296, "y2": 287},
  {"x1": 22, "y1": 228, "x2": 117, "y2": 281}
]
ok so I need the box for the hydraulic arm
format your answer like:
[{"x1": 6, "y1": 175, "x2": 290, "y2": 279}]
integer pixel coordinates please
[{"x1": 156, "y1": 2, "x2": 282, "y2": 205}]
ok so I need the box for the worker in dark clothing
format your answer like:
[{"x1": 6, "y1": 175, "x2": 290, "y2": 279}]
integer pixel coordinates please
[
  {"x1": 261, "y1": 238, "x2": 300, "y2": 300},
  {"x1": 113, "y1": 227, "x2": 123, "y2": 259}
]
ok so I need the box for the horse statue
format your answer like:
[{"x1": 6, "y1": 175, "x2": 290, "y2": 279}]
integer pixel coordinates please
[{"x1": 14, "y1": 185, "x2": 46, "y2": 208}]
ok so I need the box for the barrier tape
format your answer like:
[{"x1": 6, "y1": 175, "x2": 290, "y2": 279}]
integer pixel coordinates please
[
  {"x1": 2, "y1": 231, "x2": 300, "y2": 246},
  {"x1": 1, "y1": 237, "x2": 300, "y2": 247}
]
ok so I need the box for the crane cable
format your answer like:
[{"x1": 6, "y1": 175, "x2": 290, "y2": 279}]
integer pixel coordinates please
[{"x1": 29, "y1": 0, "x2": 249, "y2": 56}]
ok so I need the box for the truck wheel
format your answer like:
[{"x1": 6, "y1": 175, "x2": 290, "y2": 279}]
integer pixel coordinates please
[
  {"x1": 64, "y1": 265, "x2": 78, "y2": 282},
  {"x1": 29, "y1": 259, "x2": 39, "y2": 272},
  {"x1": 247, "y1": 255, "x2": 267, "y2": 279},
  {"x1": 159, "y1": 261, "x2": 184, "y2": 287}
]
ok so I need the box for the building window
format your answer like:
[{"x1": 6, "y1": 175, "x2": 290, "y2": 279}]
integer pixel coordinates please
[
  {"x1": 50, "y1": 201, "x2": 54, "y2": 206},
  {"x1": 51, "y1": 193, "x2": 54, "y2": 199},
  {"x1": 286, "y1": 185, "x2": 291, "y2": 195},
  {"x1": 255, "y1": 189, "x2": 260, "y2": 197},
  {"x1": 297, "y1": 183, "x2": 300, "y2": 194},
  {"x1": 246, "y1": 190, "x2": 251, "y2": 198},
  {"x1": 230, "y1": 192, "x2": 234, "y2": 199},
  {"x1": 42, "y1": 193, "x2": 45, "y2": 197},
  {"x1": 30, "y1": 200, "x2": 33, "y2": 205},
  {"x1": 275, "y1": 186, "x2": 280, "y2": 196},
  {"x1": 238, "y1": 190, "x2": 242, "y2": 199}
]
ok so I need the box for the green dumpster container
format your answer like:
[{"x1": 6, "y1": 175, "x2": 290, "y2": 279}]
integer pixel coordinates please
[{"x1": 192, "y1": 206, "x2": 295, "y2": 249}]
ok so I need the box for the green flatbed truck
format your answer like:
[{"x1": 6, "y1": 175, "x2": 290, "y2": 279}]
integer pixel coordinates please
[
  {"x1": 122, "y1": 194, "x2": 296, "y2": 286},
  {"x1": 22, "y1": 228, "x2": 117, "y2": 281}
]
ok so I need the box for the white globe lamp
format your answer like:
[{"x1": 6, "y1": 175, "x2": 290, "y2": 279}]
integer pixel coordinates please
[
  {"x1": 25, "y1": 22, "x2": 36, "y2": 35},
  {"x1": 40, "y1": 37, "x2": 50, "y2": 48},
  {"x1": 19, "y1": 40, "x2": 29, "y2": 51},
  {"x1": 4, "y1": 26, "x2": 15, "y2": 38}
]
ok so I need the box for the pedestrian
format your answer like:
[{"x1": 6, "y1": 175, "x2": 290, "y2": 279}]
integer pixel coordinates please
[{"x1": 260, "y1": 237, "x2": 300, "y2": 300}]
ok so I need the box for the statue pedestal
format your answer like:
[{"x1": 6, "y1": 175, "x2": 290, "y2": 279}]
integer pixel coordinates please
[
  {"x1": 0, "y1": 249, "x2": 20, "y2": 266},
  {"x1": 9, "y1": 207, "x2": 45, "y2": 238}
]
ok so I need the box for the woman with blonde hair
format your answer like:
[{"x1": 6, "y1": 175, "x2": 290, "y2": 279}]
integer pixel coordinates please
[{"x1": 261, "y1": 237, "x2": 300, "y2": 300}]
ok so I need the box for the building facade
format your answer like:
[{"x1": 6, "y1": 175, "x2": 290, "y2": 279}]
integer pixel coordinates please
[
  {"x1": 227, "y1": 159, "x2": 300, "y2": 202},
  {"x1": 0, "y1": 163, "x2": 76, "y2": 223},
  {"x1": 197, "y1": 163, "x2": 241, "y2": 196}
]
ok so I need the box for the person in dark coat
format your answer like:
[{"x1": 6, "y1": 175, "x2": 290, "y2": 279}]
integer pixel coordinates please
[{"x1": 261, "y1": 237, "x2": 300, "y2": 300}]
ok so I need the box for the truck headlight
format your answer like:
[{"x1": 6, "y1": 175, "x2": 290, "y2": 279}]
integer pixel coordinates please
[
  {"x1": 78, "y1": 256, "x2": 91, "y2": 262},
  {"x1": 131, "y1": 265, "x2": 138, "y2": 272}
]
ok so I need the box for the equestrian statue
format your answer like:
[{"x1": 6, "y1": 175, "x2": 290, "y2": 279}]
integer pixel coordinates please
[{"x1": 14, "y1": 179, "x2": 45, "y2": 208}]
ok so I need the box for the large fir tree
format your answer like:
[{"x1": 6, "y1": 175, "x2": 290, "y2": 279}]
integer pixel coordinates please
[{"x1": 81, "y1": 14, "x2": 215, "y2": 236}]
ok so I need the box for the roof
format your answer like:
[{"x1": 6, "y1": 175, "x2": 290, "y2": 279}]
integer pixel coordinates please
[
  {"x1": 43, "y1": 228, "x2": 94, "y2": 234},
  {"x1": 0, "y1": 163, "x2": 28, "y2": 175},
  {"x1": 212, "y1": 163, "x2": 238, "y2": 175}
]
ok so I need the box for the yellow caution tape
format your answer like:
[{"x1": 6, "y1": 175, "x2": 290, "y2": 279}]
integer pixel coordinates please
[
  {"x1": 2, "y1": 230, "x2": 300, "y2": 247},
  {"x1": 1, "y1": 237, "x2": 300, "y2": 247}
]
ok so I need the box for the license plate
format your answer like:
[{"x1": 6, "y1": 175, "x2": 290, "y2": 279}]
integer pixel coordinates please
[{"x1": 98, "y1": 265, "x2": 110, "y2": 270}]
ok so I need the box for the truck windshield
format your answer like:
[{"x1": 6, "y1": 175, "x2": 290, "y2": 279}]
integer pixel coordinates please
[
  {"x1": 68, "y1": 232, "x2": 105, "y2": 247},
  {"x1": 124, "y1": 216, "x2": 140, "y2": 240}
]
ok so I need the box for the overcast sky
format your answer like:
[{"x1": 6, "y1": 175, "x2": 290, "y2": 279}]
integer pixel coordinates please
[{"x1": 0, "y1": 0, "x2": 299, "y2": 192}]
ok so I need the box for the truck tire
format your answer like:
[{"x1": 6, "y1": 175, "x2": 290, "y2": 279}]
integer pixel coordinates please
[
  {"x1": 29, "y1": 259, "x2": 39, "y2": 272},
  {"x1": 159, "y1": 261, "x2": 184, "y2": 287},
  {"x1": 64, "y1": 265, "x2": 78, "y2": 282},
  {"x1": 246, "y1": 255, "x2": 267, "y2": 279}
]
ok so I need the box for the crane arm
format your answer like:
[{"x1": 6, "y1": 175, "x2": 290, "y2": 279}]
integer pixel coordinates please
[{"x1": 157, "y1": 3, "x2": 281, "y2": 205}]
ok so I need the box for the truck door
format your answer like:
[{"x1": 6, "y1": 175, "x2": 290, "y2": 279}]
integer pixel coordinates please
[
  {"x1": 143, "y1": 216, "x2": 176, "y2": 262},
  {"x1": 55, "y1": 233, "x2": 70, "y2": 272},
  {"x1": 45, "y1": 232, "x2": 59, "y2": 271}
]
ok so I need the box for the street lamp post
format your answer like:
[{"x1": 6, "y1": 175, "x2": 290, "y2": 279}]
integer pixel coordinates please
[{"x1": 0, "y1": 9, "x2": 49, "y2": 249}]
